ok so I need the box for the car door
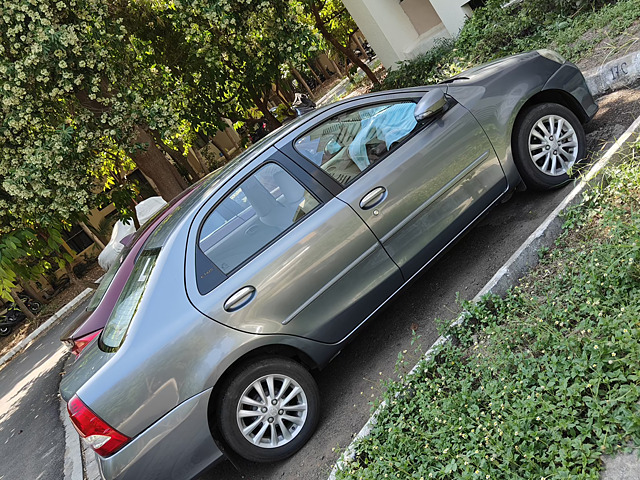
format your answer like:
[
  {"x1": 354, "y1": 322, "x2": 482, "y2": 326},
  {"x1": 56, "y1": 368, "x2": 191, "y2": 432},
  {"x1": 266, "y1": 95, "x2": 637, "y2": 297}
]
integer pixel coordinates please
[
  {"x1": 185, "y1": 148, "x2": 403, "y2": 344},
  {"x1": 290, "y1": 93, "x2": 508, "y2": 279}
]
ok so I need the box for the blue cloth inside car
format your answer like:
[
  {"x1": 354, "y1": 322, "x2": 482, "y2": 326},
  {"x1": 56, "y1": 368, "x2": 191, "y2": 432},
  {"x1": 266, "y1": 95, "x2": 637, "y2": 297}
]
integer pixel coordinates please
[{"x1": 348, "y1": 103, "x2": 417, "y2": 170}]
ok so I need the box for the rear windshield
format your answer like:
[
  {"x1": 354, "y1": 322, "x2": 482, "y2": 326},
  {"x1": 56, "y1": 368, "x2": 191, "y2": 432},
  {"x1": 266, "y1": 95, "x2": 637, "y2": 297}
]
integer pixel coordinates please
[
  {"x1": 86, "y1": 249, "x2": 128, "y2": 312},
  {"x1": 100, "y1": 248, "x2": 159, "y2": 351}
]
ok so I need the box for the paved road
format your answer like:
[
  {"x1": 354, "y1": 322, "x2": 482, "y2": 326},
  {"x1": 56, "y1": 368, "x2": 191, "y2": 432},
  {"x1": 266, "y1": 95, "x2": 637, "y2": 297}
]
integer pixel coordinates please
[{"x1": 0, "y1": 301, "x2": 88, "y2": 480}]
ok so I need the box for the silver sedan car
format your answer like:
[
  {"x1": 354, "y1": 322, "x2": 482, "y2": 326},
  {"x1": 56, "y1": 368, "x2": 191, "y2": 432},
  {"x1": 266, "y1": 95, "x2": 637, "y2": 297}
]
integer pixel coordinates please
[{"x1": 61, "y1": 50, "x2": 597, "y2": 479}]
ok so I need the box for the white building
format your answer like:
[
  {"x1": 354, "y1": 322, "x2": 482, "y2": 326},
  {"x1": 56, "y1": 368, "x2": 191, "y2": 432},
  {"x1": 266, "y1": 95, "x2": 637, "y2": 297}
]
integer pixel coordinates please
[{"x1": 342, "y1": 0, "x2": 486, "y2": 69}]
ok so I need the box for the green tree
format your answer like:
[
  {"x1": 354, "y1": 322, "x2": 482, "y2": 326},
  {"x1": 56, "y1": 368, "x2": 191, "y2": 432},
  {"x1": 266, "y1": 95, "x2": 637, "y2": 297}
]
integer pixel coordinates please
[
  {"x1": 1, "y1": 0, "x2": 189, "y2": 207},
  {"x1": 303, "y1": 0, "x2": 379, "y2": 85},
  {"x1": 124, "y1": 0, "x2": 319, "y2": 131}
]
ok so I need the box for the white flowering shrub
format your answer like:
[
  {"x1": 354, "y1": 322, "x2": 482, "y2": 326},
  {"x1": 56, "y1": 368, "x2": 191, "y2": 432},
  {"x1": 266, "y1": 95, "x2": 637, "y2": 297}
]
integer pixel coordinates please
[{"x1": 0, "y1": 0, "x2": 323, "y2": 298}]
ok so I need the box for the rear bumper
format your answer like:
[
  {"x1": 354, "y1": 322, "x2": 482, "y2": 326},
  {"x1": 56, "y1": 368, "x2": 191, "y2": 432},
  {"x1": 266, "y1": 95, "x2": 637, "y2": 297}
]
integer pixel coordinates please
[{"x1": 98, "y1": 389, "x2": 224, "y2": 480}]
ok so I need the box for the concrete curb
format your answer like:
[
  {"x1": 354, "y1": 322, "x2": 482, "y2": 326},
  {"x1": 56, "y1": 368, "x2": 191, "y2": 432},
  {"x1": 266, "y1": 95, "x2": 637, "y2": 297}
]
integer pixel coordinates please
[
  {"x1": 0, "y1": 287, "x2": 93, "y2": 370},
  {"x1": 584, "y1": 50, "x2": 640, "y2": 97},
  {"x1": 61, "y1": 375, "x2": 84, "y2": 480},
  {"x1": 327, "y1": 96, "x2": 640, "y2": 480}
]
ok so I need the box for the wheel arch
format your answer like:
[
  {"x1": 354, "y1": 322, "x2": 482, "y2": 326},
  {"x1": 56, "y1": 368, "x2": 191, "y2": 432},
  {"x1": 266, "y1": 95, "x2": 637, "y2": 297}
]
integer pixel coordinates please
[
  {"x1": 514, "y1": 89, "x2": 591, "y2": 132},
  {"x1": 509, "y1": 89, "x2": 589, "y2": 178}
]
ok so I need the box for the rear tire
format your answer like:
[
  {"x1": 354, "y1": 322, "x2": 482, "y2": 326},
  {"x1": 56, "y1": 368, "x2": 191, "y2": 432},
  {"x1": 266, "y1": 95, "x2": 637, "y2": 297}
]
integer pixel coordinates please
[
  {"x1": 218, "y1": 357, "x2": 320, "y2": 463},
  {"x1": 513, "y1": 103, "x2": 586, "y2": 190},
  {"x1": 0, "y1": 324, "x2": 12, "y2": 336}
]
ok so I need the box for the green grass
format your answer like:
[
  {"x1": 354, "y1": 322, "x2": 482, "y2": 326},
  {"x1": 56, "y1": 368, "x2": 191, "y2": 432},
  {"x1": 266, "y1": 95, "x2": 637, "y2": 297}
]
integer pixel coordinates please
[
  {"x1": 378, "y1": 0, "x2": 640, "y2": 91},
  {"x1": 334, "y1": 140, "x2": 640, "y2": 479}
]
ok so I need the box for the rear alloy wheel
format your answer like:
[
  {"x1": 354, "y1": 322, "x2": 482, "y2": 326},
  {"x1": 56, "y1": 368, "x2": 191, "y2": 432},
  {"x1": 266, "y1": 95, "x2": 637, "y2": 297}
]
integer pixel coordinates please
[
  {"x1": 513, "y1": 103, "x2": 586, "y2": 190},
  {"x1": 218, "y1": 357, "x2": 319, "y2": 462}
]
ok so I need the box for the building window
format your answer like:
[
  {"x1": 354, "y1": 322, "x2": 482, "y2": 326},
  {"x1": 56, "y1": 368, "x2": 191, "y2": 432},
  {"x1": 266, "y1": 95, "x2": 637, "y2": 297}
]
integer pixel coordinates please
[
  {"x1": 63, "y1": 225, "x2": 94, "y2": 254},
  {"x1": 467, "y1": 0, "x2": 488, "y2": 9}
]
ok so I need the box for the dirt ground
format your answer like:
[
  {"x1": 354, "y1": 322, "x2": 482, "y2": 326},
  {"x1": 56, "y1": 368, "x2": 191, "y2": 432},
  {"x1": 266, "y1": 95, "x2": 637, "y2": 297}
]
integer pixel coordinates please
[
  {"x1": 584, "y1": 87, "x2": 640, "y2": 153},
  {"x1": 571, "y1": 19, "x2": 640, "y2": 72}
]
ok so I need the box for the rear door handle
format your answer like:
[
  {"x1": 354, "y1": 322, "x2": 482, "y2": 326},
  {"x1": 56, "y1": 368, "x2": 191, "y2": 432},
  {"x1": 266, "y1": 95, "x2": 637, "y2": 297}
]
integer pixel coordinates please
[
  {"x1": 224, "y1": 286, "x2": 256, "y2": 312},
  {"x1": 359, "y1": 187, "x2": 387, "y2": 210}
]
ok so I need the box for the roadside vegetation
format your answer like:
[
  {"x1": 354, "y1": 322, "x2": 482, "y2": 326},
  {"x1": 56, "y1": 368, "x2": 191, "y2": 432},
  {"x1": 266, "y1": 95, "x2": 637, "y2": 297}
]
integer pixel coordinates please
[
  {"x1": 335, "y1": 138, "x2": 640, "y2": 479},
  {"x1": 379, "y1": 0, "x2": 640, "y2": 90}
]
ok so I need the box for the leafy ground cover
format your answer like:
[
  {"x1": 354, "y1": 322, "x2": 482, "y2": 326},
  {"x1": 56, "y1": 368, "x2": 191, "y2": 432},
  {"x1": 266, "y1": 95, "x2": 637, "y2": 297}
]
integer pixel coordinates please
[
  {"x1": 335, "y1": 139, "x2": 640, "y2": 479},
  {"x1": 378, "y1": 0, "x2": 640, "y2": 91}
]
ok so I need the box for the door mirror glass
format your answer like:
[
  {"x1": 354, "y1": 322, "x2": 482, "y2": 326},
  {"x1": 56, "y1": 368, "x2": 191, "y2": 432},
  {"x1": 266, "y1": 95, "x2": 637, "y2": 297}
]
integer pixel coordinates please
[{"x1": 414, "y1": 90, "x2": 447, "y2": 122}]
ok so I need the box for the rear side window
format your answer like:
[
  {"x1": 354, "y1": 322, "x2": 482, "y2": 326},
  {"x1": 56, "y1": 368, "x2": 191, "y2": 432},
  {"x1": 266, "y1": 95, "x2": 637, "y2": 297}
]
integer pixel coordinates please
[
  {"x1": 294, "y1": 102, "x2": 417, "y2": 186},
  {"x1": 198, "y1": 163, "x2": 319, "y2": 275}
]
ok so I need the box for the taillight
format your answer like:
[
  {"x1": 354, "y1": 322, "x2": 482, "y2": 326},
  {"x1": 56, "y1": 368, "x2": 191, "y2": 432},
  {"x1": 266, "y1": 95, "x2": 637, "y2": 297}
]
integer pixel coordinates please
[
  {"x1": 67, "y1": 395, "x2": 130, "y2": 457},
  {"x1": 71, "y1": 330, "x2": 101, "y2": 356}
]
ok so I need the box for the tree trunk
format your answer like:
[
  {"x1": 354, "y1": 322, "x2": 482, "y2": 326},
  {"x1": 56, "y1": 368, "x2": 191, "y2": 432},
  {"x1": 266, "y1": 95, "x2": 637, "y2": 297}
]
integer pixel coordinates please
[
  {"x1": 190, "y1": 147, "x2": 210, "y2": 174},
  {"x1": 151, "y1": 131, "x2": 200, "y2": 182},
  {"x1": 131, "y1": 127, "x2": 186, "y2": 201},
  {"x1": 10, "y1": 289, "x2": 37, "y2": 322},
  {"x1": 315, "y1": 58, "x2": 331, "y2": 79},
  {"x1": 352, "y1": 34, "x2": 370, "y2": 61},
  {"x1": 306, "y1": 63, "x2": 323, "y2": 85},
  {"x1": 309, "y1": 2, "x2": 378, "y2": 83},
  {"x1": 330, "y1": 58, "x2": 343, "y2": 76},
  {"x1": 252, "y1": 93, "x2": 282, "y2": 131},
  {"x1": 275, "y1": 81, "x2": 293, "y2": 107},
  {"x1": 18, "y1": 280, "x2": 47, "y2": 305},
  {"x1": 80, "y1": 222, "x2": 105, "y2": 250},
  {"x1": 64, "y1": 263, "x2": 98, "y2": 290},
  {"x1": 129, "y1": 200, "x2": 141, "y2": 230},
  {"x1": 75, "y1": 90, "x2": 187, "y2": 200},
  {"x1": 290, "y1": 65, "x2": 314, "y2": 98}
]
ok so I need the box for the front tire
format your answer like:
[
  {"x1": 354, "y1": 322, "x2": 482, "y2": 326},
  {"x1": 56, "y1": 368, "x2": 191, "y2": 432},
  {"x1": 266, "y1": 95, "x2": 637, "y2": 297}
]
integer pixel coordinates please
[
  {"x1": 513, "y1": 103, "x2": 586, "y2": 190},
  {"x1": 218, "y1": 357, "x2": 320, "y2": 463}
]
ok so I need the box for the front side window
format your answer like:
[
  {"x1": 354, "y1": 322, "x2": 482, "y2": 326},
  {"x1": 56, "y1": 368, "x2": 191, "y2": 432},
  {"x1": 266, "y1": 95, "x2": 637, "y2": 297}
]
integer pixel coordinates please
[
  {"x1": 198, "y1": 163, "x2": 319, "y2": 275},
  {"x1": 295, "y1": 102, "x2": 418, "y2": 186}
]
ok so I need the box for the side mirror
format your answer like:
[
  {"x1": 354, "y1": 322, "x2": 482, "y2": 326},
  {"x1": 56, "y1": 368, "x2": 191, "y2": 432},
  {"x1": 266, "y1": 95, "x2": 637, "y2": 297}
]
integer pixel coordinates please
[{"x1": 414, "y1": 90, "x2": 447, "y2": 122}]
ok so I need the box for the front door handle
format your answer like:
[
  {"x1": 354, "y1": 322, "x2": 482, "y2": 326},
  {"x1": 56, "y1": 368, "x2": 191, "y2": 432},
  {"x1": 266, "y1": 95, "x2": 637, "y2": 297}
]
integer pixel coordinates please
[
  {"x1": 224, "y1": 286, "x2": 256, "y2": 312},
  {"x1": 359, "y1": 187, "x2": 387, "y2": 210}
]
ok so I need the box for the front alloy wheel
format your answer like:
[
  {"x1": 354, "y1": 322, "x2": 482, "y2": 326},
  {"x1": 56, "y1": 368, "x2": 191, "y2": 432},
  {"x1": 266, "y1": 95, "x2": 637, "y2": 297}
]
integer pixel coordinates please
[
  {"x1": 528, "y1": 114, "x2": 579, "y2": 176},
  {"x1": 513, "y1": 102, "x2": 586, "y2": 190},
  {"x1": 219, "y1": 357, "x2": 319, "y2": 462}
]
